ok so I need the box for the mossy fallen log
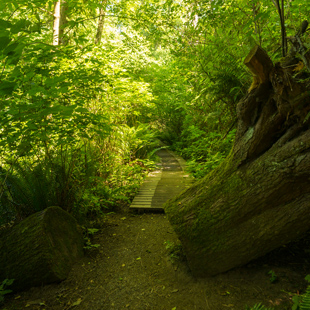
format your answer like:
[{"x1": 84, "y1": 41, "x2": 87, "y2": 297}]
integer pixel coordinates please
[
  {"x1": 165, "y1": 41, "x2": 310, "y2": 276},
  {"x1": 0, "y1": 206, "x2": 84, "y2": 291}
]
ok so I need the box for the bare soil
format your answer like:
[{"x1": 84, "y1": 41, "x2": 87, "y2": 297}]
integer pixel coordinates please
[{"x1": 2, "y1": 211, "x2": 310, "y2": 310}]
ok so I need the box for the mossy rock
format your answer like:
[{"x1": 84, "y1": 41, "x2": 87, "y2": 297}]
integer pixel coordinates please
[{"x1": 0, "y1": 206, "x2": 84, "y2": 291}]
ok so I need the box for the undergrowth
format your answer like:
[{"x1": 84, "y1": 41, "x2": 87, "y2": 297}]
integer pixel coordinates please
[
  {"x1": 0, "y1": 125, "x2": 159, "y2": 225},
  {"x1": 246, "y1": 275, "x2": 310, "y2": 310},
  {"x1": 0, "y1": 279, "x2": 14, "y2": 306},
  {"x1": 172, "y1": 127, "x2": 236, "y2": 179}
]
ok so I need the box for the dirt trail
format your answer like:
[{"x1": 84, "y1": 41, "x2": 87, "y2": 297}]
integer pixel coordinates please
[{"x1": 2, "y1": 212, "x2": 309, "y2": 310}]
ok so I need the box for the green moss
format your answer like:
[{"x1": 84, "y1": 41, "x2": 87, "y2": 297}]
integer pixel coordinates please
[{"x1": 165, "y1": 151, "x2": 248, "y2": 254}]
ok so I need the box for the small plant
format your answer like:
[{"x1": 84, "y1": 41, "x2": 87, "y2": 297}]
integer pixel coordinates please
[
  {"x1": 0, "y1": 279, "x2": 14, "y2": 305},
  {"x1": 268, "y1": 270, "x2": 278, "y2": 283},
  {"x1": 292, "y1": 275, "x2": 310, "y2": 310},
  {"x1": 245, "y1": 303, "x2": 274, "y2": 310},
  {"x1": 292, "y1": 295, "x2": 303, "y2": 310},
  {"x1": 299, "y1": 285, "x2": 310, "y2": 310},
  {"x1": 83, "y1": 228, "x2": 100, "y2": 250},
  {"x1": 164, "y1": 241, "x2": 185, "y2": 262}
]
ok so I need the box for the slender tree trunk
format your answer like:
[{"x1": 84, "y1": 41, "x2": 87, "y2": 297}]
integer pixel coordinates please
[
  {"x1": 272, "y1": 0, "x2": 287, "y2": 56},
  {"x1": 53, "y1": 1, "x2": 68, "y2": 46},
  {"x1": 59, "y1": 1, "x2": 68, "y2": 45},
  {"x1": 53, "y1": 1, "x2": 61, "y2": 45},
  {"x1": 95, "y1": 2, "x2": 107, "y2": 45}
]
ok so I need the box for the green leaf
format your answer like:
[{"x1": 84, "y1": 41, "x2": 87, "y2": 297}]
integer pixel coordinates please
[
  {"x1": 75, "y1": 107, "x2": 89, "y2": 113},
  {"x1": 71, "y1": 298, "x2": 82, "y2": 306},
  {"x1": 25, "y1": 122, "x2": 38, "y2": 130},
  {"x1": 4, "y1": 42, "x2": 19, "y2": 54},
  {"x1": 0, "y1": 81, "x2": 15, "y2": 95},
  {"x1": 0, "y1": 19, "x2": 11, "y2": 30},
  {"x1": 10, "y1": 19, "x2": 31, "y2": 34},
  {"x1": 0, "y1": 289, "x2": 12, "y2": 295},
  {"x1": 304, "y1": 111, "x2": 310, "y2": 123},
  {"x1": 62, "y1": 106, "x2": 76, "y2": 115},
  {"x1": 4, "y1": 42, "x2": 24, "y2": 66},
  {"x1": 0, "y1": 36, "x2": 11, "y2": 51}
]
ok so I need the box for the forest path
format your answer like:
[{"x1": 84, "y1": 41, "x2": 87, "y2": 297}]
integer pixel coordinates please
[
  {"x1": 130, "y1": 149, "x2": 193, "y2": 211},
  {"x1": 3, "y1": 212, "x2": 308, "y2": 310},
  {"x1": 2, "y1": 154, "x2": 309, "y2": 310}
]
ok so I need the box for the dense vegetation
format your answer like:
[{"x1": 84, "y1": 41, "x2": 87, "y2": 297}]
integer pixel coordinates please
[
  {"x1": 0, "y1": 0, "x2": 309, "y2": 225},
  {"x1": 1, "y1": 1, "x2": 310, "y2": 309}
]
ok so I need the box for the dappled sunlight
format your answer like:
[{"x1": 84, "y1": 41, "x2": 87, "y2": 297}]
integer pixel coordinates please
[{"x1": 0, "y1": 0, "x2": 310, "y2": 309}]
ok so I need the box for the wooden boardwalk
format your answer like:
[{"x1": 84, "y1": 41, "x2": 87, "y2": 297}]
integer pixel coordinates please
[{"x1": 130, "y1": 149, "x2": 193, "y2": 211}]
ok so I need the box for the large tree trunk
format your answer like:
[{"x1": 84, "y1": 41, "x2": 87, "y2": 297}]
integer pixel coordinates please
[
  {"x1": 0, "y1": 206, "x2": 84, "y2": 291},
  {"x1": 165, "y1": 38, "x2": 310, "y2": 276}
]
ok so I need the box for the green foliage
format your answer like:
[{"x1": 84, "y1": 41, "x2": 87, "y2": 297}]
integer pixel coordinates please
[
  {"x1": 246, "y1": 275, "x2": 310, "y2": 310},
  {"x1": 0, "y1": 0, "x2": 309, "y2": 224},
  {"x1": 292, "y1": 275, "x2": 310, "y2": 310},
  {"x1": 0, "y1": 142, "x2": 101, "y2": 221},
  {"x1": 0, "y1": 0, "x2": 161, "y2": 225},
  {"x1": 0, "y1": 278, "x2": 14, "y2": 305},
  {"x1": 179, "y1": 128, "x2": 236, "y2": 179},
  {"x1": 83, "y1": 228, "x2": 100, "y2": 250},
  {"x1": 245, "y1": 304, "x2": 274, "y2": 310},
  {"x1": 0, "y1": 135, "x2": 156, "y2": 223},
  {"x1": 109, "y1": 124, "x2": 160, "y2": 161},
  {"x1": 293, "y1": 295, "x2": 303, "y2": 310},
  {"x1": 0, "y1": 160, "x2": 57, "y2": 221},
  {"x1": 268, "y1": 270, "x2": 278, "y2": 284},
  {"x1": 299, "y1": 285, "x2": 310, "y2": 310}
]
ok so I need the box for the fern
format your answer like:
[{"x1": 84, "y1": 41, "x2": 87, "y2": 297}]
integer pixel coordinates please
[
  {"x1": 246, "y1": 303, "x2": 274, "y2": 310},
  {"x1": 300, "y1": 285, "x2": 310, "y2": 310},
  {"x1": 0, "y1": 160, "x2": 58, "y2": 219}
]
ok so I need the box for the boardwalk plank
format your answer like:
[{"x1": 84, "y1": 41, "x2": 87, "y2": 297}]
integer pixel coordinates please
[{"x1": 129, "y1": 149, "x2": 194, "y2": 212}]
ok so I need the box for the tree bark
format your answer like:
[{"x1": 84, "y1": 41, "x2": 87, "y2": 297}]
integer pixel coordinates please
[
  {"x1": 165, "y1": 43, "x2": 310, "y2": 276},
  {"x1": 271, "y1": 0, "x2": 287, "y2": 56},
  {"x1": 53, "y1": 1, "x2": 68, "y2": 45},
  {"x1": 53, "y1": 1, "x2": 61, "y2": 45},
  {"x1": 59, "y1": 1, "x2": 68, "y2": 45},
  {"x1": 95, "y1": 2, "x2": 107, "y2": 45},
  {"x1": 0, "y1": 206, "x2": 84, "y2": 291}
]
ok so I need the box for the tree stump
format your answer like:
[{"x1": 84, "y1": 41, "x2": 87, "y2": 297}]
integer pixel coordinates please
[
  {"x1": 0, "y1": 206, "x2": 84, "y2": 291},
  {"x1": 165, "y1": 44, "x2": 310, "y2": 276},
  {"x1": 244, "y1": 44, "x2": 273, "y2": 85}
]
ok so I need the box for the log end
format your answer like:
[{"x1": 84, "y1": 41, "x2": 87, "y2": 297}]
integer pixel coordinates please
[{"x1": 0, "y1": 206, "x2": 84, "y2": 292}]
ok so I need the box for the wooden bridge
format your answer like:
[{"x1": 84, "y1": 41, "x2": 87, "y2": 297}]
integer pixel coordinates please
[{"x1": 130, "y1": 149, "x2": 194, "y2": 211}]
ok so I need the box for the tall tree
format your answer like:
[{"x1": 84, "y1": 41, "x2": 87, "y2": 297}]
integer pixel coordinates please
[
  {"x1": 53, "y1": 0, "x2": 68, "y2": 45},
  {"x1": 59, "y1": 1, "x2": 68, "y2": 45},
  {"x1": 95, "y1": 1, "x2": 107, "y2": 45},
  {"x1": 53, "y1": 1, "x2": 61, "y2": 45}
]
